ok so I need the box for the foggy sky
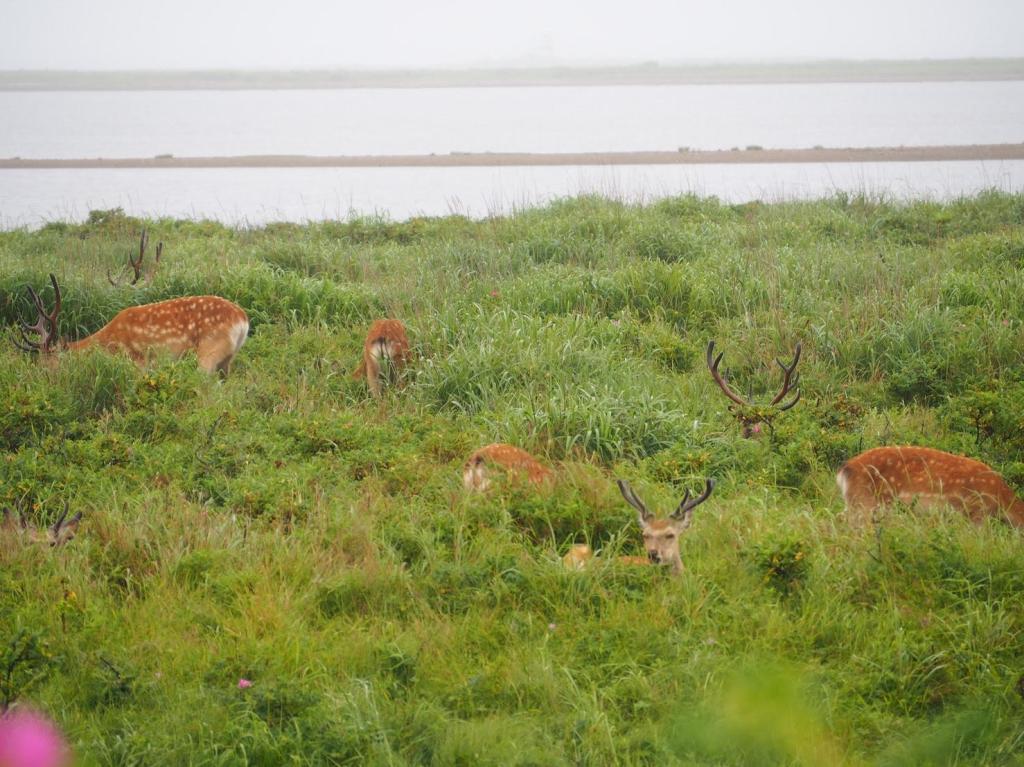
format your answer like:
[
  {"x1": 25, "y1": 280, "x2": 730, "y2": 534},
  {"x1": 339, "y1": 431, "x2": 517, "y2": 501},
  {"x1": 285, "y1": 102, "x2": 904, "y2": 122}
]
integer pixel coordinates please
[{"x1": 2, "y1": 0, "x2": 1022, "y2": 70}]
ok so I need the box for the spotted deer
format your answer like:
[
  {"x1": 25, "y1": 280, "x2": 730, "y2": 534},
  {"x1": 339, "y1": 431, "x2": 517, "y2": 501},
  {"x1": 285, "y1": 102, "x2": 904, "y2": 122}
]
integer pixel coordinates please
[
  {"x1": 564, "y1": 478, "x2": 716, "y2": 575},
  {"x1": 706, "y1": 340, "x2": 801, "y2": 437},
  {"x1": 13, "y1": 274, "x2": 249, "y2": 375},
  {"x1": 1, "y1": 503, "x2": 81, "y2": 548},
  {"x1": 353, "y1": 319, "x2": 411, "y2": 397},
  {"x1": 463, "y1": 443, "x2": 553, "y2": 492},
  {"x1": 837, "y1": 446, "x2": 1024, "y2": 528}
]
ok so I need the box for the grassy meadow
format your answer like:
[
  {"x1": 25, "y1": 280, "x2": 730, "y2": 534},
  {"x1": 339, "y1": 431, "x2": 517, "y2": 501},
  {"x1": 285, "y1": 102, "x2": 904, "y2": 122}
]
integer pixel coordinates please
[{"x1": 1, "y1": 193, "x2": 1023, "y2": 765}]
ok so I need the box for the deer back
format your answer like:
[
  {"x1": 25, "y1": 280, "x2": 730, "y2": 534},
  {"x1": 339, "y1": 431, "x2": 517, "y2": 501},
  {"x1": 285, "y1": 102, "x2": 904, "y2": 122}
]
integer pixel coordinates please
[
  {"x1": 837, "y1": 446, "x2": 1024, "y2": 527},
  {"x1": 463, "y1": 443, "x2": 552, "y2": 491}
]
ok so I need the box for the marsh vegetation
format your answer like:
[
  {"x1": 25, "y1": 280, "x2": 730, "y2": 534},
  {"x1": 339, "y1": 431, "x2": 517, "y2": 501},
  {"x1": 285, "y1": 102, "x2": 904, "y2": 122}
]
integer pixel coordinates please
[{"x1": 1, "y1": 192, "x2": 1023, "y2": 764}]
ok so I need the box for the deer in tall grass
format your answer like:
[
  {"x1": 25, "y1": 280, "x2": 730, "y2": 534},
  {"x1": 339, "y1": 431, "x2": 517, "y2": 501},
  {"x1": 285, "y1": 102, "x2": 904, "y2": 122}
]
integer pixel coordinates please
[
  {"x1": 463, "y1": 443, "x2": 553, "y2": 492},
  {"x1": 107, "y1": 228, "x2": 162, "y2": 286},
  {"x1": 564, "y1": 478, "x2": 716, "y2": 575},
  {"x1": 353, "y1": 319, "x2": 411, "y2": 397},
  {"x1": 1, "y1": 502, "x2": 81, "y2": 548},
  {"x1": 13, "y1": 274, "x2": 249, "y2": 376},
  {"x1": 707, "y1": 340, "x2": 801, "y2": 437},
  {"x1": 837, "y1": 446, "x2": 1024, "y2": 528}
]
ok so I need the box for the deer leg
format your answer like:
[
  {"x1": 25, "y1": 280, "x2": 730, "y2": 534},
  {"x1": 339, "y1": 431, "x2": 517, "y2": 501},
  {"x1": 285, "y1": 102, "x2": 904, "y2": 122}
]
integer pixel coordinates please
[
  {"x1": 197, "y1": 337, "x2": 232, "y2": 376},
  {"x1": 365, "y1": 353, "x2": 382, "y2": 396}
]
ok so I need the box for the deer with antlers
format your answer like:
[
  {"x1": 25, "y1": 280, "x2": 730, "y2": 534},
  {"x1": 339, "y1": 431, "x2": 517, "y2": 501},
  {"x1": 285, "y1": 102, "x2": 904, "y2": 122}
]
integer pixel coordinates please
[
  {"x1": 353, "y1": 319, "x2": 411, "y2": 397},
  {"x1": 463, "y1": 443, "x2": 553, "y2": 492},
  {"x1": 13, "y1": 274, "x2": 249, "y2": 376},
  {"x1": 706, "y1": 340, "x2": 801, "y2": 437},
  {"x1": 837, "y1": 446, "x2": 1024, "y2": 528},
  {"x1": 108, "y1": 228, "x2": 162, "y2": 286},
  {"x1": 564, "y1": 478, "x2": 716, "y2": 574},
  {"x1": 2, "y1": 502, "x2": 81, "y2": 548}
]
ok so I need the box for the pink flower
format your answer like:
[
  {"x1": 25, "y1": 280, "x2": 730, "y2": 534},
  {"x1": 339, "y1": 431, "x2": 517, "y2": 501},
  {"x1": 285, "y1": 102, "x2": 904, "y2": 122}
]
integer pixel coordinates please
[
  {"x1": 489, "y1": 290, "x2": 500, "y2": 298},
  {"x1": 237, "y1": 678, "x2": 253, "y2": 690},
  {"x1": 0, "y1": 710, "x2": 70, "y2": 767}
]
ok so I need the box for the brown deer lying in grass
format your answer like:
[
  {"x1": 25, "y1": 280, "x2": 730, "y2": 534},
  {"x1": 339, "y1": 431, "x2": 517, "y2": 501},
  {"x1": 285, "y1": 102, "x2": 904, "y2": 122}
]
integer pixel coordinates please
[
  {"x1": 107, "y1": 228, "x2": 163, "y2": 286},
  {"x1": 13, "y1": 274, "x2": 249, "y2": 376},
  {"x1": 463, "y1": 443, "x2": 553, "y2": 492},
  {"x1": 707, "y1": 340, "x2": 801, "y2": 437},
  {"x1": 353, "y1": 319, "x2": 411, "y2": 397},
  {"x1": 2, "y1": 503, "x2": 81, "y2": 548},
  {"x1": 837, "y1": 446, "x2": 1024, "y2": 528},
  {"x1": 564, "y1": 478, "x2": 716, "y2": 575}
]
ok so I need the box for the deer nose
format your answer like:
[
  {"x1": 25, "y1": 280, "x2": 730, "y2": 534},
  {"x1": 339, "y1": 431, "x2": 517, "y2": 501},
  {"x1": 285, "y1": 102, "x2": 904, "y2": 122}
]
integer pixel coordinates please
[{"x1": 648, "y1": 551, "x2": 661, "y2": 563}]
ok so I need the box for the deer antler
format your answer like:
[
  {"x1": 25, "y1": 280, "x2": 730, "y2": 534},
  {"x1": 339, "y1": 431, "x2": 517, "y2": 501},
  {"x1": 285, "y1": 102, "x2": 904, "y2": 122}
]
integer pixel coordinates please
[
  {"x1": 12, "y1": 274, "x2": 62, "y2": 353},
  {"x1": 706, "y1": 340, "x2": 752, "y2": 407},
  {"x1": 108, "y1": 229, "x2": 159, "y2": 286},
  {"x1": 769, "y1": 343, "x2": 801, "y2": 410},
  {"x1": 617, "y1": 479, "x2": 653, "y2": 523},
  {"x1": 706, "y1": 340, "x2": 803, "y2": 434},
  {"x1": 672, "y1": 478, "x2": 716, "y2": 519}
]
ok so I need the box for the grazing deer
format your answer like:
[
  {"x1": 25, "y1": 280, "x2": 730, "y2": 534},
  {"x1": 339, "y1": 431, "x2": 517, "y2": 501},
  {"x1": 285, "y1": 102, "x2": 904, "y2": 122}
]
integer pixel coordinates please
[
  {"x1": 108, "y1": 228, "x2": 163, "y2": 286},
  {"x1": 463, "y1": 443, "x2": 553, "y2": 492},
  {"x1": 707, "y1": 340, "x2": 801, "y2": 437},
  {"x1": 564, "y1": 478, "x2": 716, "y2": 574},
  {"x1": 353, "y1": 319, "x2": 411, "y2": 397},
  {"x1": 837, "y1": 446, "x2": 1024, "y2": 528},
  {"x1": 1, "y1": 503, "x2": 81, "y2": 548},
  {"x1": 13, "y1": 274, "x2": 249, "y2": 376}
]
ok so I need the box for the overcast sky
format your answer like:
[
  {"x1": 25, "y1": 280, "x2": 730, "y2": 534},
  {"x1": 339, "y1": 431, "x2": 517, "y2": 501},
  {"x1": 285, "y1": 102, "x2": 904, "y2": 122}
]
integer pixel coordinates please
[{"x1": 2, "y1": 0, "x2": 1022, "y2": 70}]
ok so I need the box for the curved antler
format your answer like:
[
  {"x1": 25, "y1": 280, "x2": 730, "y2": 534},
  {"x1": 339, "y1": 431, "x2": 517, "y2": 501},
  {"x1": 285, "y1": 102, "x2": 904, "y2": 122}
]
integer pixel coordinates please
[
  {"x1": 617, "y1": 479, "x2": 652, "y2": 522},
  {"x1": 672, "y1": 478, "x2": 716, "y2": 519},
  {"x1": 50, "y1": 500, "x2": 70, "y2": 534},
  {"x1": 108, "y1": 229, "x2": 149, "y2": 286},
  {"x1": 769, "y1": 343, "x2": 801, "y2": 410},
  {"x1": 707, "y1": 340, "x2": 803, "y2": 417},
  {"x1": 706, "y1": 340, "x2": 751, "y2": 407},
  {"x1": 13, "y1": 274, "x2": 62, "y2": 353}
]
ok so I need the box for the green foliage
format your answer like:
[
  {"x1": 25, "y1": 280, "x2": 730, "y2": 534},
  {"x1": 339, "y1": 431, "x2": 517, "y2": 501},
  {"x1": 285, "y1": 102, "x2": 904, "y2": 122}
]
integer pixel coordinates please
[
  {"x1": 0, "y1": 193, "x2": 1023, "y2": 764},
  {"x1": 0, "y1": 628, "x2": 55, "y2": 712},
  {"x1": 748, "y1": 535, "x2": 811, "y2": 594}
]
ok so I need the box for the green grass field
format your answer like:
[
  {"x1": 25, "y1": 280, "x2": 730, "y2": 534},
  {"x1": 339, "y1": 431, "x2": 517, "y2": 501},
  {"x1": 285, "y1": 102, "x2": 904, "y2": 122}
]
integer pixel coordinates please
[{"x1": 1, "y1": 193, "x2": 1023, "y2": 765}]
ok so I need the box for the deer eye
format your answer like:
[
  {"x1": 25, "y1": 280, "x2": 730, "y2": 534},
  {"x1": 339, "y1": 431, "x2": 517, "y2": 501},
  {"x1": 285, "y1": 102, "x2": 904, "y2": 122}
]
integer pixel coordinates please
[{"x1": 665, "y1": 533, "x2": 675, "y2": 540}]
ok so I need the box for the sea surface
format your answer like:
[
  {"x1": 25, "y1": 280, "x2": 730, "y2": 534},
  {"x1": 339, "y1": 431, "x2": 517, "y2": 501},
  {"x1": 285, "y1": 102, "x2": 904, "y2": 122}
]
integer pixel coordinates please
[{"x1": 1, "y1": 81, "x2": 1023, "y2": 226}]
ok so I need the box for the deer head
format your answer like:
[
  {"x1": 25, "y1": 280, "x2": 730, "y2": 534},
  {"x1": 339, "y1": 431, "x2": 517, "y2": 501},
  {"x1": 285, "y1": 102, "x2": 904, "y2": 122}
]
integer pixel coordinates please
[
  {"x1": 2, "y1": 502, "x2": 82, "y2": 547},
  {"x1": 108, "y1": 229, "x2": 162, "y2": 286},
  {"x1": 706, "y1": 340, "x2": 801, "y2": 437},
  {"x1": 616, "y1": 478, "x2": 716, "y2": 573},
  {"x1": 11, "y1": 273, "x2": 62, "y2": 355}
]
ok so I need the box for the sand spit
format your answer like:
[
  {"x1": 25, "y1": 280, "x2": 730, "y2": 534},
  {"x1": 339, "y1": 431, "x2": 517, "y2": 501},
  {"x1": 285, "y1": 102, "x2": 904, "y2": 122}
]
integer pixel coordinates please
[
  {"x1": 2, "y1": 59, "x2": 1023, "y2": 91},
  {"x1": 3, "y1": 144, "x2": 1024, "y2": 169}
]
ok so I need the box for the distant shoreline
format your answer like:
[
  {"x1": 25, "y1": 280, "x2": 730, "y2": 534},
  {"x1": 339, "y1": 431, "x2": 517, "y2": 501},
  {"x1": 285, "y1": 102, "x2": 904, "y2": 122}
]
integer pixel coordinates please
[
  {"x1": 3, "y1": 145, "x2": 1024, "y2": 169},
  {"x1": 1, "y1": 59, "x2": 1023, "y2": 91}
]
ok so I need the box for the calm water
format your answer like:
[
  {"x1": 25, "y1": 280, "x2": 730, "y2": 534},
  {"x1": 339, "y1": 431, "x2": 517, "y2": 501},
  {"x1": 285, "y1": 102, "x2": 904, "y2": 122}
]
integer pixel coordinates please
[
  {"x1": 2, "y1": 82, "x2": 1024, "y2": 159},
  {"x1": 1, "y1": 82, "x2": 1023, "y2": 226},
  {"x1": 2, "y1": 161, "x2": 1022, "y2": 228}
]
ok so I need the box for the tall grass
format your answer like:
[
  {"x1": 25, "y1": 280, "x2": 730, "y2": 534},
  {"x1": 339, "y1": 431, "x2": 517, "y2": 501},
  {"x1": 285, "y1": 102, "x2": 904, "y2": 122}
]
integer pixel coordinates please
[{"x1": 1, "y1": 195, "x2": 1023, "y2": 764}]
